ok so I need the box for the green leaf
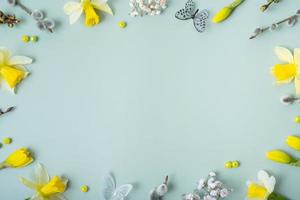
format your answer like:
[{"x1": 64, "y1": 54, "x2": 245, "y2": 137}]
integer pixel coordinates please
[{"x1": 268, "y1": 192, "x2": 288, "y2": 200}]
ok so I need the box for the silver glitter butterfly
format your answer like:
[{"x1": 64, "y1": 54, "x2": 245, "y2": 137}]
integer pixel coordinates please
[{"x1": 175, "y1": 0, "x2": 209, "y2": 32}]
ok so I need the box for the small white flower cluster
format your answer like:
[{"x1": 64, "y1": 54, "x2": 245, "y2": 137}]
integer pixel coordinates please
[
  {"x1": 182, "y1": 172, "x2": 232, "y2": 200},
  {"x1": 129, "y1": 0, "x2": 167, "y2": 17}
]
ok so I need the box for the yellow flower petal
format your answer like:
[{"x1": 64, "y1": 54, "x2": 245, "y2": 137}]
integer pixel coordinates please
[
  {"x1": 247, "y1": 183, "x2": 268, "y2": 199},
  {"x1": 271, "y1": 63, "x2": 297, "y2": 83},
  {"x1": 275, "y1": 46, "x2": 294, "y2": 64},
  {"x1": 0, "y1": 65, "x2": 28, "y2": 89}
]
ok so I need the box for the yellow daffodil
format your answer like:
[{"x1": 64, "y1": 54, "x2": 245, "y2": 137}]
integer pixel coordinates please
[
  {"x1": 0, "y1": 47, "x2": 32, "y2": 94},
  {"x1": 64, "y1": 0, "x2": 113, "y2": 27},
  {"x1": 286, "y1": 135, "x2": 300, "y2": 151},
  {"x1": 212, "y1": 0, "x2": 244, "y2": 23},
  {"x1": 246, "y1": 170, "x2": 275, "y2": 200},
  {"x1": 271, "y1": 46, "x2": 300, "y2": 94},
  {"x1": 0, "y1": 148, "x2": 33, "y2": 169},
  {"x1": 20, "y1": 163, "x2": 68, "y2": 200}
]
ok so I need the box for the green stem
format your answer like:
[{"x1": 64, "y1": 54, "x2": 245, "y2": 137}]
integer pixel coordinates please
[
  {"x1": 0, "y1": 162, "x2": 8, "y2": 169},
  {"x1": 268, "y1": 192, "x2": 288, "y2": 200},
  {"x1": 229, "y1": 0, "x2": 245, "y2": 9},
  {"x1": 289, "y1": 159, "x2": 300, "y2": 167}
]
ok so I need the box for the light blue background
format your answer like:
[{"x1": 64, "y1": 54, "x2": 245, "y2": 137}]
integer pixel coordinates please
[{"x1": 0, "y1": 0, "x2": 300, "y2": 199}]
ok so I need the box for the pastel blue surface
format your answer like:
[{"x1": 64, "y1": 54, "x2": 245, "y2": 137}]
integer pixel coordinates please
[{"x1": 1, "y1": 0, "x2": 300, "y2": 199}]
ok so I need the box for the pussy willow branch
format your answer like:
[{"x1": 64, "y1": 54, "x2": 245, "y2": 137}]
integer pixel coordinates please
[
  {"x1": 0, "y1": 106, "x2": 15, "y2": 116},
  {"x1": 11, "y1": 0, "x2": 53, "y2": 32},
  {"x1": 249, "y1": 12, "x2": 298, "y2": 39},
  {"x1": 261, "y1": 0, "x2": 275, "y2": 12}
]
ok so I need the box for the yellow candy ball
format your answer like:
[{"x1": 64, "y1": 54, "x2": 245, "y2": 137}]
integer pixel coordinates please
[
  {"x1": 118, "y1": 21, "x2": 127, "y2": 29},
  {"x1": 22, "y1": 35, "x2": 30, "y2": 43},
  {"x1": 295, "y1": 116, "x2": 300, "y2": 123},
  {"x1": 2, "y1": 137, "x2": 12, "y2": 145},
  {"x1": 225, "y1": 161, "x2": 232, "y2": 168},
  {"x1": 81, "y1": 185, "x2": 89, "y2": 193},
  {"x1": 232, "y1": 161, "x2": 240, "y2": 168}
]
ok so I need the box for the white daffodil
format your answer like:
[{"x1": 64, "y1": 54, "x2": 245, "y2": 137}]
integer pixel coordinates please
[
  {"x1": 246, "y1": 170, "x2": 276, "y2": 200},
  {"x1": 64, "y1": 0, "x2": 113, "y2": 27},
  {"x1": 20, "y1": 163, "x2": 68, "y2": 200},
  {"x1": 0, "y1": 47, "x2": 32, "y2": 94}
]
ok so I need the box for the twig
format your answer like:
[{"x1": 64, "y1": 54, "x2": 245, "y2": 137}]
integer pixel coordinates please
[
  {"x1": 0, "y1": 106, "x2": 15, "y2": 116},
  {"x1": 260, "y1": 0, "x2": 281, "y2": 12},
  {"x1": 250, "y1": 10, "x2": 300, "y2": 39}
]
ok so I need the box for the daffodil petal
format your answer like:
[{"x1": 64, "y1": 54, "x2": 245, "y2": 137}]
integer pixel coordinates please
[
  {"x1": 0, "y1": 47, "x2": 11, "y2": 64},
  {"x1": 35, "y1": 163, "x2": 50, "y2": 185},
  {"x1": 8, "y1": 56, "x2": 32, "y2": 66},
  {"x1": 257, "y1": 170, "x2": 269, "y2": 184},
  {"x1": 294, "y1": 48, "x2": 300, "y2": 67},
  {"x1": 294, "y1": 74, "x2": 300, "y2": 94},
  {"x1": 91, "y1": 1, "x2": 113, "y2": 15},
  {"x1": 265, "y1": 176, "x2": 276, "y2": 193},
  {"x1": 64, "y1": 2, "x2": 83, "y2": 24},
  {"x1": 69, "y1": 7, "x2": 83, "y2": 24},
  {"x1": 64, "y1": 2, "x2": 82, "y2": 15},
  {"x1": 19, "y1": 177, "x2": 37, "y2": 190},
  {"x1": 271, "y1": 63, "x2": 297, "y2": 83},
  {"x1": 275, "y1": 46, "x2": 294, "y2": 63}
]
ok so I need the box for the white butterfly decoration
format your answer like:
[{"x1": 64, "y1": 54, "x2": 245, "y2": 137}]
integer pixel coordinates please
[
  {"x1": 175, "y1": 0, "x2": 209, "y2": 32},
  {"x1": 103, "y1": 174, "x2": 133, "y2": 200}
]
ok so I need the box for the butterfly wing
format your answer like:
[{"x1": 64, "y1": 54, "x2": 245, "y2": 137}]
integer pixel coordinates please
[
  {"x1": 193, "y1": 9, "x2": 209, "y2": 32},
  {"x1": 103, "y1": 174, "x2": 117, "y2": 200},
  {"x1": 175, "y1": 0, "x2": 195, "y2": 20},
  {"x1": 112, "y1": 184, "x2": 133, "y2": 200}
]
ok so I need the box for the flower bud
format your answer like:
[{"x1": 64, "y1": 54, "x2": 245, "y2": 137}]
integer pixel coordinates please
[
  {"x1": 266, "y1": 150, "x2": 293, "y2": 164},
  {"x1": 286, "y1": 135, "x2": 300, "y2": 151},
  {"x1": 212, "y1": 7, "x2": 233, "y2": 23},
  {"x1": 3, "y1": 148, "x2": 33, "y2": 168}
]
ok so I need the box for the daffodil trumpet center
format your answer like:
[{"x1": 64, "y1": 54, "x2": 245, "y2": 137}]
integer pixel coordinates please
[
  {"x1": 39, "y1": 176, "x2": 67, "y2": 197},
  {"x1": 83, "y1": 0, "x2": 100, "y2": 27},
  {"x1": 247, "y1": 183, "x2": 269, "y2": 199}
]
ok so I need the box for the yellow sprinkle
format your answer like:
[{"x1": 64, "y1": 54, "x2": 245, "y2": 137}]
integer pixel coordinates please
[
  {"x1": 225, "y1": 161, "x2": 232, "y2": 168},
  {"x1": 2, "y1": 137, "x2": 12, "y2": 145},
  {"x1": 232, "y1": 161, "x2": 240, "y2": 168},
  {"x1": 118, "y1": 21, "x2": 127, "y2": 29},
  {"x1": 22, "y1": 35, "x2": 30, "y2": 43},
  {"x1": 81, "y1": 185, "x2": 89, "y2": 193},
  {"x1": 295, "y1": 116, "x2": 300, "y2": 123},
  {"x1": 30, "y1": 36, "x2": 38, "y2": 42}
]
